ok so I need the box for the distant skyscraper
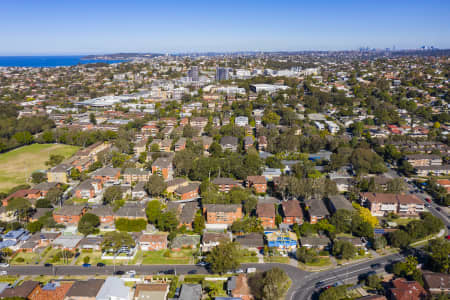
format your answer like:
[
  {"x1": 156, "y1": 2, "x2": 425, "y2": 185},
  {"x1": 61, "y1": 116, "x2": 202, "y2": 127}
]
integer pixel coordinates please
[
  {"x1": 215, "y1": 67, "x2": 229, "y2": 81},
  {"x1": 188, "y1": 66, "x2": 199, "y2": 81}
]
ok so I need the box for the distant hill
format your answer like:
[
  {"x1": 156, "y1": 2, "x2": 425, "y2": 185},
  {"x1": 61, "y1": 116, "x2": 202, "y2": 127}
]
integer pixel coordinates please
[{"x1": 82, "y1": 53, "x2": 164, "y2": 60}]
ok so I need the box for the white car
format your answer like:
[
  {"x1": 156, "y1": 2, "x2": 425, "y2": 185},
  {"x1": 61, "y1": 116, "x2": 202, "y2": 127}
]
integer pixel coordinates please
[
  {"x1": 126, "y1": 270, "x2": 136, "y2": 275},
  {"x1": 0, "y1": 271, "x2": 7, "y2": 275},
  {"x1": 0, "y1": 263, "x2": 9, "y2": 268}
]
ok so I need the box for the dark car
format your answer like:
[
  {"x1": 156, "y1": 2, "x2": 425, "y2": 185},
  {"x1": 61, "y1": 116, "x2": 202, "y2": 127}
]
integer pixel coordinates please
[
  {"x1": 44, "y1": 263, "x2": 53, "y2": 267},
  {"x1": 82, "y1": 263, "x2": 91, "y2": 267},
  {"x1": 165, "y1": 269, "x2": 175, "y2": 275},
  {"x1": 115, "y1": 270, "x2": 125, "y2": 275},
  {"x1": 188, "y1": 270, "x2": 197, "y2": 274},
  {"x1": 315, "y1": 281, "x2": 326, "y2": 288},
  {"x1": 371, "y1": 263, "x2": 382, "y2": 269},
  {"x1": 97, "y1": 263, "x2": 105, "y2": 267}
]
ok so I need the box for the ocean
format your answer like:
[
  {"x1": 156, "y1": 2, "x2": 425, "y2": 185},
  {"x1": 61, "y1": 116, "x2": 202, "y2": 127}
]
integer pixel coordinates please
[{"x1": 0, "y1": 56, "x2": 127, "y2": 68}]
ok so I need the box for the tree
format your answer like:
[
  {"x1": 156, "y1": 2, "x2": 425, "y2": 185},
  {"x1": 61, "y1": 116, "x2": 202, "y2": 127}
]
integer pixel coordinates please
[
  {"x1": 388, "y1": 230, "x2": 411, "y2": 249},
  {"x1": 146, "y1": 200, "x2": 162, "y2": 224},
  {"x1": 365, "y1": 274, "x2": 382, "y2": 291},
  {"x1": 45, "y1": 154, "x2": 64, "y2": 167},
  {"x1": 319, "y1": 285, "x2": 347, "y2": 300},
  {"x1": 193, "y1": 214, "x2": 205, "y2": 234},
  {"x1": 89, "y1": 113, "x2": 97, "y2": 125},
  {"x1": 70, "y1": 168, "x2": 81, "y2": 180},
  {"x1": 426, "y1": 238, "x2": 450, "y2": 274},
  {"x1": 31, "y1": 172, "x2": 46, "y2": 184},
  {"x1": 330, "y1": 209, "x2": 352, "y2": 233},
  {"x1": 231, "y1": 217, "x2": 263, "y2": 233},
  {"x1": 115, "y1": 218, "x2": 147, "y2": 232},
  {"x1": 101, "y1": 231, "x2": 135, "y2": 253},
  {"x1": 103, "y1": 186, "x2": 123, "y2": 204},
  {"x1": 27, "y1": 221, "x2": 43, "y2": 233},
  {"x1": 6, "y1": 197, "x2": 31, "y2": 222},
  {"x1": 296, "y1": 247, "x2": 317, "y2": 263},
  {"x1": 83, "y1": 256, "x2": 91, "y2": 264},
  {"x1": 352, "y1": 203, "x2": 379, "y2": 227},
  {"x1": 78, "y1": 213, "x2": 100, "y2": 235},
  {"x1": 332, "y1": 240, "x2": 356, "y2": 260},
  {"x1": 372, "y1": 235, "x2": 387, "y2": 250},
  {"x1": 157, "y1": 211, "x2": 178, "y2": 232},
  {"x1": 205, "y1": 240, "x2": 241, "y2": 274},
  {"x1": 46, "y1": 186, "x2": 63, "y2": 205},
  {"x1": 35, "y1": 198, "x2": 52, "y2": 208},
  {"x1": 260, "y1": 268, "x2": 291, "y2": 300},
  {"x1": 145, "y1": 175, "x2": 167, "y2": 197},
  {"x1": 262, "y1": 111, "x2": 281, "y2": 125},
  {"x1": 386, "y1": 178, "x2": 406, "y2": 193}
]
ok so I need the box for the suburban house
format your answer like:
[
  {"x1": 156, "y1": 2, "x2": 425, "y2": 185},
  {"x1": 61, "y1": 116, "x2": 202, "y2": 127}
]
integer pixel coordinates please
[
  {"x1": 256, "y1": 203, "x2": 276, "y2": 228},
  {"x1": 0, "y1": 281, "x2": 41, "y2": 299},
  {"x1": 405, "y1": 154, "x2": 443, "y2": 167},
  {"x1": 174, "y1": 183, "x2": 200, "y2": 201},
  {"x1": 227, "y1": 274, "x2": 253, "y2": 300},
  {"x1": 360, "y1": 193, "x2": 424, "y2": 217},
  {"x1": 193, "y1": 136, "x2": 213, "y2": 150},
  {"x1": 243, "y1": 136, "x2": 254, "y2": 150},
  {"x1": 132, "y1": 182, "x2": 147, "y2": 200},
  {"x1": 170, "y1": 234, "x2": 200, "y2": 251},
  {"x1": 64, "y1": 279, "x2": 105, "y2": 300},
  {"x1": 388, "y1": 278, "x2": 427, "y2": 300},
  {"x1": 174, "y1": 138, "x2": 187, "y2": 152},
  {"x1": 32, "y1": 181, "x2": 60, "y2": 198},
  {"x1": 166, "y1": 178, "x2": 189, "y2": 193},
  {"x1": 415, "y1": 165, "x2": 450, "y2": 176},
  {"x1": 190, "y1": 117, "x2": 208, "y2": 128},
  {"x1": 258, "y1": 136, "x2": 267, "y2": 151},
  {"x1": 47, "y1": 164, "x2": 72, "y2": 183},
  {"x1": 2, "y1": 189, "x2": 41, "y2": 207},
  {"x1": 265, "y1": 231, "x2": 297, "y2": 251},
  {"x1": 235, "y1": 116, "x2": 249, "y2": 127},
  {"x1": 201, "y1": 231, "x2": 232, "y2": 252},
  {"x1": 281, "y1": 200, "x2": 303, "y2": 225},
  {"x1": 139, "y1": 233, "x2": 168, "y2": 251},
  {"x1": 151, "y1": 157, "x2": 173, "y2": 180},
  {"x1": 177, "y1": 284, "x2": 202, "y2": 300},
  {"x1": 299, "y1": 236, "x2": 331, "y2": 250},
  {"x1": 134, "y1": 283, "x2": 169, "y2": 300},
  {"x1": 246, "y1": 176, "x2": 267, "y2": 193},
  {"x1": 114, "y1": 204, "x2": 147, "y2": 220},
  {"x1": 53, "y1": 206, "x2": 86, "y2": 224},
  {"x1": 133, "y1": 139, "x2": 147, "y2": 155},
  {"x1": 422, "y1": 272, "x2": 450, "y2": 295},
  {"x1": 212, "y1": 177, "x2": 241, "y2": 192},
  {"x1": 73, "y1": 179, "x2": 102, "y2": 199},
  {"x1": 92, "y1": 167, "x2": 121, "y2": 184},
  {"x1": 234, "y1": 232, "x2": 264, "y2": 250},
  {"x1": 326, "y1": 195, "x2": 354, "y2": 214},
  {"x1": 96, "y1": 277, "x2": 131, "y2": 300},
  {"x1": 51, "y1": 235, "x2": 83, "y2": 251},
  {"x1": 167, "y1": 202, "x2": 198, "y2": 229},
  {"x1": 203, "y1": 204, "x2": 243, "y2": 227},
  {"x1": 78, "y1": 236, "x2": 103, "y2": 251},
  {"x1": 90, "y1": 206, "x2": 115, "y2": 224},
  {"x1": 220, "y1": 136, "x2": 239, "y2": 152},
  {"x1": 305, "y1": 198, "x2": 329, "y2": 224},
  {"x1": 34, "y1": 281, "x2": 73, "y2": 300},
  {"x1": 123, "y1": 168, "x2": 151, "y2": 184}
]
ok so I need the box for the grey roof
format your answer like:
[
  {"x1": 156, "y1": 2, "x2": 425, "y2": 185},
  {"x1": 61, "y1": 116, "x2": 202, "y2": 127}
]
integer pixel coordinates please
[
  {"x1": 32, "y1": 181, "x2": 59, "y2": 191},
  {"x1": 202, "y1": 232, "x2": 232, "y2": 244},
  {"x1": 92, "y1": 167, "x2": 121, "y2": 177},
  {"x1": 212, "y1": 177, "x2": 239, "y2": 185},
  {"x1": 123, "y1": 168, "x2": 150, "y2": 175},
  {"x1": 90, "y1": 205, "x2": 114, "y2": 217},
  {"x1": 327, "y1": 195, "x2": 354, "y2": 212},
  {"x1": 52, "y1": 235, "x2": 83, "y2": 248},
  {"x1": 96, "y1": 277, "x2": 130, "y2": 300},
  {"x1": 179, "y1": 284, "x2": 202, "y2": 300},
  {"x1": 300, "y1": 236, "x2": 331, "y2": 247},
  {"x1": 179, "y1": 202, "x2": 198, "y2": 224},
  {"x1": 235, "y1": 232, "x2": 264, "y2": 248},
  {"x1": 175, "y1": 183, "x2": 200, "y2": 195},
  {"x1": 152, "y1": 157, "x2": 172, "y2": 168},
  {"x1": 66, "y1": 279, "x2": 105, "y2": 297},
  {"x1": 50, "y1": 164, "x2": 71, "y2": 173},
  {"x1": 53, "y1": 205, "x2": 85, "y2": 216},
  {"x1": 306, "y1": 198, "x2": 329, "y2": 217},
  {"x1": 220, "y1": 136, "x2": 238, "y2": 146},
  {"x1": 31, "y1": 208, "x2": 53, "y2": 219},
  {"x1": 227, "y1": 276, "x2": 237, "y2": 292},
  {"x1": 115, "y1": 204, "x2": 146, "y2": 218},
  {"x1": 167, "y1": 178, "x2": 188, "y2": 187},
  {"x1": 170, "y1": 234, "x2": 200, "y2": 249},
  {"x1": 204, "y1": 204, "x2": 241, "y2": 213}
]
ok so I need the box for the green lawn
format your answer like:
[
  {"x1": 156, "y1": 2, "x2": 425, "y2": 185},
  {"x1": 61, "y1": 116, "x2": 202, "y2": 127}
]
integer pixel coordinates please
[
  {"x1": 11, "y1": 252, "x2": 41, "y2": 265},
  {"x1": 141, "y1": 249, "x2": 193, "y2": 265},
  {"x1": 304, "y1": 257, "x2": 332, "y2": 267},
  {"x1": 0, "y1": 143, "x2": 79, "y2": 192},
  {"x1": 264, "y1": 256, "x2": 290, "y2": 263},
  {"x1": 75, "y1": 251, "x2": 107, "y2": 266},
  {"x1": 42, "y1": 248, "x2": 75, "y2": 265}
]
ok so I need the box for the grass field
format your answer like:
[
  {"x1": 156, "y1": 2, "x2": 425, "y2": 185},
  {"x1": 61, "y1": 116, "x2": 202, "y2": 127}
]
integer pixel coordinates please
[
  {"x1": 141, "y1": 249, "x2": 194, "y2": 265},
  {"x1": 0, "y1": 143, "x2": 79, "y2": 192}
]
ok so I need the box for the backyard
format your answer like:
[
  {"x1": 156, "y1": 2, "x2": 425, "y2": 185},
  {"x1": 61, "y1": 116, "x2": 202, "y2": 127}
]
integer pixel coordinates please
[{"x1": 0, "y1": 143, "x2": 79, "y2": 192}]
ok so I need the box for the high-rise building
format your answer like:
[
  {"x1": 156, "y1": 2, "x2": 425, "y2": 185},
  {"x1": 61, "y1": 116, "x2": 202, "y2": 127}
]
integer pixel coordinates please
[
  {"x1": 215, "y1": 67, "x2": 229, "y2": 81},
  {"x1": 188, "y1": 66, "x2": 199, "y2": 81}
]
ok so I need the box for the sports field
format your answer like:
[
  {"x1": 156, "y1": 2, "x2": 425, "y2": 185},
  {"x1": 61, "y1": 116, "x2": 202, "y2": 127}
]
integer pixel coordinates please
[{"x1": 0, "y1": 143, "x2": 79, "y2": 193}]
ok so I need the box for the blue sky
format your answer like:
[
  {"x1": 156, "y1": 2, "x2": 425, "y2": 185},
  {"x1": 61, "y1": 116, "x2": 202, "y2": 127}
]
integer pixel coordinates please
[{"x1": 0, "y1": 0, "x2": 449, "y2": 55}]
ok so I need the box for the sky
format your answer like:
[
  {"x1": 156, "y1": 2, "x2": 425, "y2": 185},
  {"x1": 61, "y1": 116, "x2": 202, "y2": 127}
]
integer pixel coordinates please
[{"x1": 0, "y1": 0, "x2": 449, "y2": 55}]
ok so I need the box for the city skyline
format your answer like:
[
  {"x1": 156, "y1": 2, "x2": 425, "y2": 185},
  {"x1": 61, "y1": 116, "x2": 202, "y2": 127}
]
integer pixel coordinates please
[{"x1": 1, "y1": 0, "x2": 450, "y2": 55}]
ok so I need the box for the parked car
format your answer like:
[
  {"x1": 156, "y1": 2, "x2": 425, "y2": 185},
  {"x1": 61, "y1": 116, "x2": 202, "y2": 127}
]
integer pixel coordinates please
[
  {"x1": 82, "y1": 263, "x2": 91, "y2": 267},
  {"x1": 0, "y1": 271, "x2": 7, "y2": 275},
  {"x1": 97, "y1": 263, "x2": 105, "y2": 267},
  {"x1": 44, "y1": 263, "x2": 53, "y2": 267},
  {"x1": 196, "y1": 261, "x2": 208, "y2": 267},
  {"x1": 371, "y1": 263, "x2": 382, "y2": 269},
  {"x1": 126, "y1": 270, "x2": 136, "y2": 275},
  {"x1": 115, "y1": 270, "x2": 125, "y2": 275},
  {"x1": 315, "y1": 281, "x2": 326, "y2": 288},
  {"x1": 0, "y1": 263, "x2": 9, "y2": 268},
  {"x1": 188, "y1": 270, "x2": 197, "y2": 274}
]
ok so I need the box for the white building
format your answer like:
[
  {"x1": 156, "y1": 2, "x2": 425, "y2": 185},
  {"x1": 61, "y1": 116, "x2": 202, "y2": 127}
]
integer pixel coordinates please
[{"x1": 235, "y1": 116, "x2": 249, "y2": 127}]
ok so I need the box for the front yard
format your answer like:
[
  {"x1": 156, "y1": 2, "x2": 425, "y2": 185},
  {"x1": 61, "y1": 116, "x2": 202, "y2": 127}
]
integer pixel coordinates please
[
  {"x1": 264, "y1": 256, "x2": 290, "y2": 263},
  {"x1": 42, "y1": 248, "x2": 75, "y2": 265},
  {"x1": 140, "y1": 249, "x2": 194, "y2": 265},
  {"x1": 11, "y1": 252, "x2": 40, "y2": 265}
]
